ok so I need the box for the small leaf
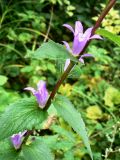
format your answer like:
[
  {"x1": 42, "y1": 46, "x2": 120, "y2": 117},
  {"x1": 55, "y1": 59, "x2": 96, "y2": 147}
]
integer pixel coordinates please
[
  {"x1": 86, "y1": 105, "x2": 102, "y2": 120},
  {"x1": 53, "y1": 95, "x2": 93, "y2": 160},
  {"x1": 22, "y1": 138, "x2": 54, "y2": 160},
  {"x1": 104, "y1": 87, "x2": 120, "y2": 107},
  {"x1": 0, "y1": 75, "x2": 8, "y2": 86},
  {"x1": 0, "y1": 97, "x2": 48, "y2": 140},
  {"x1": 32, "y1": 40, "x2": 78, "y2": 62},
  {"x1": 96, "y1": 29, "x2": 120, "y2": 46}
]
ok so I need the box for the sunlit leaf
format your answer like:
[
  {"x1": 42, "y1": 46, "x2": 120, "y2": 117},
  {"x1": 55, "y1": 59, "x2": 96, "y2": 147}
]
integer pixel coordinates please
[{"x1": 53, "y1": 95, "x2": 93, "y2": 160}]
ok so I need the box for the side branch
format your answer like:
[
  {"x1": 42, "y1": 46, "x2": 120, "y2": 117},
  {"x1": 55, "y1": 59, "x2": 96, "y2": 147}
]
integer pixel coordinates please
[{"x1": 44, "y1": 0, "x2": 116, "y2": 110}]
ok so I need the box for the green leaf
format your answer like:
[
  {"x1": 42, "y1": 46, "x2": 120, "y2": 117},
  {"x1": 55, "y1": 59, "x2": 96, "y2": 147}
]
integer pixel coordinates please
[
  {"x1": 104, "y1": 87, "x2": 120, "y2": 107},
  {"x1": 53, "y1": 95, "x2": 93, "y2": 160},
  {"x1": 0, "y1": 138, "x2": 20, "y2": 160},
  {"x1": 36, "y1": 135, "x2": 58, "y2": 150},
  {"x1": 37, "y1": 135, "x2": 74, "y2": 151},
  {"x1": 0, "y1": 75, "x2": 8, "y2": 86},
  {"x1": 22, "y1": 138, "x2": 54, "y2": 160},
  {"x1": 32, "y1": 40, "x2": 77, "y2": 62},
  {"x1": 51, "y1": 125, "x2": 75, "y2": 142},
  {"x1": 0, "y1": 97, "x2": 48, "y2": 140},
  {"x1": 96, "y1": 29, "x2": 120, "y2": 46}
]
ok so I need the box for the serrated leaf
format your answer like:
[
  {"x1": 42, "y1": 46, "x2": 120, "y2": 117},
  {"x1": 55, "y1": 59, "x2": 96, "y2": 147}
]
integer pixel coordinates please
[
  {"x1": 32, "y1": 40, "x2": 78, "y2": 62},
  {"x1": 22, "y1": 138, "x2": 54, "y2": 160},
  {"x1": 53, "y1": 95, "x2": 93, "y2": 160},
  {"x1": 96, "y1": 29, "x2": 120, "y2": 46},
  {"x1": 0, "y1": 97, "x2": 48, "y2": 140}
]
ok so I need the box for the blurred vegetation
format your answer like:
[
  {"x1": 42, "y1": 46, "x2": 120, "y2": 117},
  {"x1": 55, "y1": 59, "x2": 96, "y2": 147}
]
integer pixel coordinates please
[{"x1": 0, "y1": 0, "x2": 120, "y2": 159}]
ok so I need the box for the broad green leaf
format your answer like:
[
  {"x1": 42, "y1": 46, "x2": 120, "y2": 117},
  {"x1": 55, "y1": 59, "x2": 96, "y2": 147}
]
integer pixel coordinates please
[
  {"x1": 0, "y1": 138, "x2": 20, "y2": 160},
  {"x1": 0, "y1": 75, "x2": 8, "y2": 86},
  {"x1": 22, "y1": 138, "x2": 54, "y2": 160},
  {"x1": 53, "y1": 95, "x2": 93, "y2": 160},
  {"x1": 0, "y1": 97, "x2": 48, "y2": 140},
  {"x1": 32, "y1": 40, "x2": 77, "y2": 62},
  {"x1": 96, "y1": 29, "x2": 120, "y2": 46}
]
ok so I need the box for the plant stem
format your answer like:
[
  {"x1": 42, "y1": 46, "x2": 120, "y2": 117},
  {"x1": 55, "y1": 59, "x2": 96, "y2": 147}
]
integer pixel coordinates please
[
  {"x1": 43, "y1": 6, "x2": 53, "y2": 42},
  {"x1": 44, "y1": 0, "x2": 116, "y2": 110},
  {"x1": 44, "y1": 61, "x2": 74, "y2": 110}
]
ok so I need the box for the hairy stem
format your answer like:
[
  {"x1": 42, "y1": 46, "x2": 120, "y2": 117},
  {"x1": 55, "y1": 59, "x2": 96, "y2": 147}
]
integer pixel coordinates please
[{"x1": 44, "y1": 0, "x2": 116, "y2": 110}]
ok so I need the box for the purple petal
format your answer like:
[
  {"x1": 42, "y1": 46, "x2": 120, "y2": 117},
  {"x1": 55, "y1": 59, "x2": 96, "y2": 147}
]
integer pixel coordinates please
[
  {"x1": 63, "y1": 24, "x2": 74, "y2": 34},
  {"x1": 72, "y1": 35, "x2": 87, "y2": 55},
  {"x1": 34, "y1": 91, "x2": 45, "y2": 108},
  {"x1": 74, "y1": 21, "x2": 83, "y2": 36},
  {"x1": 11, "y1": 131, "x2": 26, "y2": 150},
  {"x1": 21, "y1": 130, "x2": 27, "y2": 136},
  {"x1": 37, "y1": 80, "x2": 47, "y2": 93},
  {"x1": 64, "y1": 59, "x2": 70, "y2": 71},
  {"x1": 90, "y1": 34, "x2": 103, "y2": 40},
  {"x1": 24, "y1": 87, "x2": 36, "y2": 94},
  {"x1": 24, "y1": 81, "x2": 49, "y2": 108},
  {"x1": 79, "y1": 58, "x2": 85, "y2": 64},
  {"x1": 62, "y1": 41, "x2": 72, "y2": 53},
  {"x1": 82, "y1": 27, "x2": 93, "y2": 41},
  {"x1": 81, "y1": 53, "x2": 94, "y2": 58},
  {"x1": 79, "y1": 53, "x2": 94, "y2": 63},
  {"x1": 37, "y1": 80, "x2": 49, "y2": 108}
]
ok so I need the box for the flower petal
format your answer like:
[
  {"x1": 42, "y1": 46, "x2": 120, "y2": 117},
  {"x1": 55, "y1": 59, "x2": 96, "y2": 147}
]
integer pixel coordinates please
[
  {"x1": 37, "y1": 80, "x2": 47, "y2": 93},
  {"x1": 24, "y1": 87, "x2": 36, "y2": 94},
  {"x1": 75, "y1": 21, "x2": 83, "y2": 36},
  {"x1": 79, "y1": 58, "x2": 84, "y2": 64},
  {"x1": 81, "y1": 53, "x2": 94, "y2": 58},
  {"x1": 72, "y1": 35, "x2": 87, "y2": 55},
  {"x1": 37, "y1": 80, "x2": 49, "y2": 108},
  {"x1": 21, "y1": 130, "x2": 27, "y2": 137},
  {"x1": 64, "y1": 59, "x2": 70, "y2": 71},
  {"x1": 90, "y1": 34, "x2": 103, "y2": 40},
  {"x1": 83, "y1": 27, "x2": 93, "y2": 40},
  {"x1": 63, "y1": 24, "x2": 74, "y2": 34},
  {"x1": 79, "y1": 53, "x2": 94, "y2": 63},
  {"x1": 11, "y1": 131, "x2": 26, "y2": 150},
  {"x1": 62, "y1": 41, "x2": 72, "y2": 53}
]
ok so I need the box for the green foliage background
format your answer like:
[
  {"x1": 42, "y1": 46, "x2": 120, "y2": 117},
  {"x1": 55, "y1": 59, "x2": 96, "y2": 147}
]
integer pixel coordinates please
[{"x1": 0, "y1": 0, "x2": 120, "y2": 159}]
